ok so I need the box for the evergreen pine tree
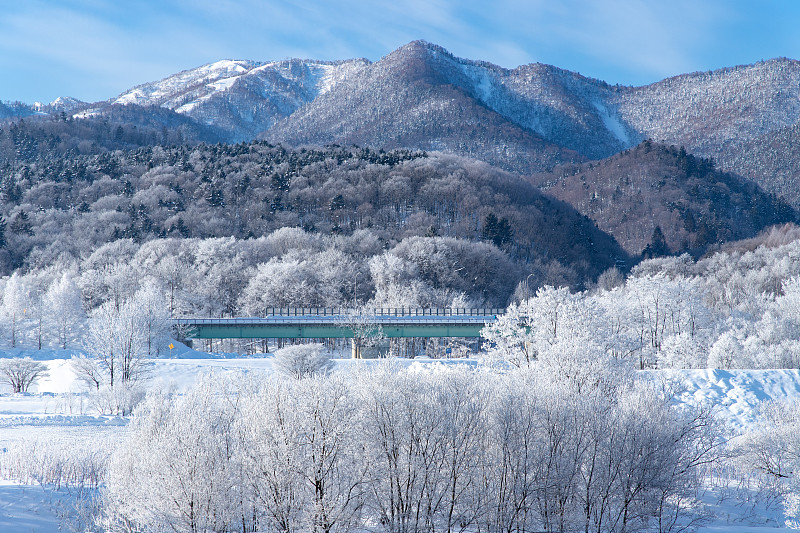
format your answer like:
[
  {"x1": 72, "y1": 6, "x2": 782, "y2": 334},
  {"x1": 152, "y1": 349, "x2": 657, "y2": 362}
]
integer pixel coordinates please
[
  {"x1": 642, "y1": 226, "x2": 671, "y2": 258},
  {"x1": 482, "y1": 212, "x2": 513, "y2": 247}
]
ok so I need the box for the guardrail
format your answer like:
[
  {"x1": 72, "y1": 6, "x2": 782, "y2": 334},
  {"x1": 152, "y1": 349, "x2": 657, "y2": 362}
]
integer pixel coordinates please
[
  {"x1": 263, "y1": 307, "x2": 505, "y2": 317},
  {"x1": 173, "y1": 310, "x2": 503, "y2": 340},
  {"x1": 175, "y1": 316, "x2": 495, "y2": 325}
]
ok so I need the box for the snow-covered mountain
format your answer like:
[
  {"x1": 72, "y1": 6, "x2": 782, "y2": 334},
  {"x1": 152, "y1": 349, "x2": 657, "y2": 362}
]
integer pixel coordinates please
[
  {"x1": 402, "y1": 42, "x2": 637, "y2": 159},
  {"x1": 19, "y1": 41, "x2": 800, "y2": 198},
  {"x1": 616, "y1": 57, "x2": 800, "y2": 164},
  {"x1": 0, "y1": 96, "x2": 88, "y2": 118},
  {"x1": 100, "y1": 57, "x2": 369, "y2": 141},
  {"x1": 262, "y1": 43, "x2": 800, "y2": 178},
  {"x1": 78, "y1": 41, "x2": 635, "y2": 170},
  {"x1": 262, "y1": 41, "x2": 586, "y2": 172},
  {"x1": 33, "y1": 96, "x2": 87, "y2": 114}
]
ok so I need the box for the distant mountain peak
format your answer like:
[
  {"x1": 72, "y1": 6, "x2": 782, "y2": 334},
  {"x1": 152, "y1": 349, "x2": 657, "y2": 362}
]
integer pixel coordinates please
[
  {"x1": 9, "y1": 41, "x2": 800, "y2": 197},
  {"x1": 30, "y1": 96, "x2": 86, "y2": 114},
  {"x1": 397, "y1": 39, "x2": 445, "y2": 54},
  {"x1": 81, "y1": 56, "x2": 369, "y2": 141},
  {"x1": 113, "y1": 59, "x2": 263, "y2": 107}
]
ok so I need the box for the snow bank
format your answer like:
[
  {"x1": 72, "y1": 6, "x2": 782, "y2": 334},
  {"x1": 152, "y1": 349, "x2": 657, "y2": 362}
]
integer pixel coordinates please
[{"x1": 646, "y1": 368, "x2": 800, "y2": 434}]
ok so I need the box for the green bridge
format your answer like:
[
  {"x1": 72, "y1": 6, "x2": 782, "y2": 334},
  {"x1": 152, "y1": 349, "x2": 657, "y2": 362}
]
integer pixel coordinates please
[{"x1": 174, "y1": 308, "x2": 503, "y2": 340}]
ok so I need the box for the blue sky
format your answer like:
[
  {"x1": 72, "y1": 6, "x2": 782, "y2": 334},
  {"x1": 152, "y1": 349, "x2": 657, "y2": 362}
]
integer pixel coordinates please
[{"x1": 2, "y1": 0, "x2": 800, "y2": 104}]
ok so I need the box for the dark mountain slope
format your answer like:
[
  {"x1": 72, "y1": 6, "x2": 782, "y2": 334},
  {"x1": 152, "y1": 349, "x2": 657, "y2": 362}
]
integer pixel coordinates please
[
  {"x1": 615, "y1": 58, "x2": 800, "y2": 178},
  {"x1": 726, "y1": 121, "x2": 800, "y2": 206},
  {"x1": 529, "y1": 141, "x2": 796, "y2": 256},
  {"x1": 0, "y1": 104, "x2": 223, "y2": 165},
  {"x1": 82, "y1": 104, "x2": 226, "y2": 144},
  {"x1": 262, "y1": 41, "x2": 585, "y2": 173}
]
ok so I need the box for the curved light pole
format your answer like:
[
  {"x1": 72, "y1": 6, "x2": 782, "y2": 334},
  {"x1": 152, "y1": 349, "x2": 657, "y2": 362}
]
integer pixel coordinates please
[
  {"x1": 353, "y1": 271, "x2": 361, "y2": 310},
  {"x1": 525, "y1": 273, "x2": 535, "y2": 302}
]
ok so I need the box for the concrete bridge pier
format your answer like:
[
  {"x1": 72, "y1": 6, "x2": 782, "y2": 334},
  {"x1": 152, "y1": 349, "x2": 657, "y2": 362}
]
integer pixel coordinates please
[{"x1": 351, "y1": 338, "x2": 391, "y2": 359}]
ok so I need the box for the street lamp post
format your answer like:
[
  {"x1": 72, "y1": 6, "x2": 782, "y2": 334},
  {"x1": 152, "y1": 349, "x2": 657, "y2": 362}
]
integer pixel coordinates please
[
  {"x1": 353, "y1": 271, "x2": 361, "y2": 310},
  {"x1": 525, "y1": 273, "x2": 535, "y2": 302}
]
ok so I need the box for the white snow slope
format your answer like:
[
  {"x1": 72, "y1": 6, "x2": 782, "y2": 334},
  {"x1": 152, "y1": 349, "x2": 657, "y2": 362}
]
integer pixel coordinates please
[{"x1": 97, "y1": 57, "x2": 370, "y2": 139}]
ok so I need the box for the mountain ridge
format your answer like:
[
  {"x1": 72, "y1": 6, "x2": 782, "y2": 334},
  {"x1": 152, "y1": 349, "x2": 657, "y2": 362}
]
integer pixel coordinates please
[
  {"x1": 7, "y1": 41, "x2": 800, "y2": 209},
  {"x1": 54, "y1": 40, "x2": 799, "y2": 188},
  {"x1": 529, "y1": 141, "x2": 797, "y2": 256},
  {"x1": 6, "y1": 44, "x2": 800, "y2": 168}
]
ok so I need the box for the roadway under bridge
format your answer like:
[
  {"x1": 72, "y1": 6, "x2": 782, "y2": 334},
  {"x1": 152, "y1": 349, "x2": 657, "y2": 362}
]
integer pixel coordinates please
[{"x1": 174, "y1": 308, "x2": 504, "y2": 340}]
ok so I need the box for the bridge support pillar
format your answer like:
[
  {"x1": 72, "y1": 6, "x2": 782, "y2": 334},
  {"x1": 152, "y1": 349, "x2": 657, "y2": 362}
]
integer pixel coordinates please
[{"x1": 352, "y1": 339, "x2": 391, "y2": 359}]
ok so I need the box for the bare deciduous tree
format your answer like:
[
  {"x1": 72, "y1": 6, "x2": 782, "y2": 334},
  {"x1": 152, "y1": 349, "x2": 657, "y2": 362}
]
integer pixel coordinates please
[
  {"x1": 82, "y1": 299, "x2": 150, "y2": 388},
  {"x1": 0, "y1": 357, "x2": 48, "y2": 393}
]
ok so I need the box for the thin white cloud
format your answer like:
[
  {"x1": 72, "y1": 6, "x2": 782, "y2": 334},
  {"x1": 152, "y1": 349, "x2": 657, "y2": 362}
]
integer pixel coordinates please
[
  {"x1": 561, "y1": 0, "x2": 713, "y2": 78},
  {"x1": 0, "y1": 0, "x2": 796, "y2": 102},
  {"x1": 0, "y1": 3, "x2": 221, "y2": 100}
]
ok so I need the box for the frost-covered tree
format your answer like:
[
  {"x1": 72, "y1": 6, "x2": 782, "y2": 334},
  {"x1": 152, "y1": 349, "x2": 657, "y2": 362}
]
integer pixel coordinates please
[
  {"x1": 81, "y1": 299, "x2": 149, "y2": 388},
  {"x1": 358, "y1": 365, "x2": 454, "y2": 531},
  {"x1": 611, "y1": 273, "x2": 713, "y2": 369},
  {"x1": 238, "y1": 255, "x2": 317, "y2": 312},
  {"x1": 78, "y1": 241, "x2": 140, "y2": 309},
  {"x1": 481, "y1": 286, "x2": 587, "y2": 367},
  {"x1": 737, "y1": 400, "x2": 800, "y2": 527},
  {"x1": 239, "y1": 248, "x2": 365, "y2": 313},
  {"x1": 337, "y1": 307, "x2": 386, "y2": 359},
  {"x1": 104, "y1": 379, "x2": 249, "y2": 533},
  {"x1": 1, "y1": 273, "x2": 28, "y2": 347},
  {"x1": 272, "y1": 343, "x2": 333, "y2": 379},
  {"x1": 237, "y1": 379, "x2": 306, "y2": 532},
  {"x1": 291, "y1": 376, "x2": 367, "y2": 532},
  {"x1": 658, "y1": 332, "x2": 706, "y2": 369},
  {"x1": 70, "y1": 355, "x2": 104, "y2": 391},
  {"x1": 480, "y1": 301, "x2": 537, "y2": 367},
  {"x1": 367, "y1": 252, "x2": 432, "y2": 308},
  {"x1": 44, "y1": 272, "x2": 85, "y2": 349},
  {"x1": 98, "y1": 362, "x2": 716, "y2": 533},
  {"x1": 191, "y1": 237, "x2": 251, "y2": 316},
  {"x1": 0, "y1": 357, "x2": 48, "y2": 393},
  {"x1": 130, "y1": 284, "x2": 171, "y2": 356}
]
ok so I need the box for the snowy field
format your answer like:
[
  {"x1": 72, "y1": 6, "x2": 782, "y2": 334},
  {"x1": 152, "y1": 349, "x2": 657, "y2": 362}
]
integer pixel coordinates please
[{"x1": 1, "y1": 351, "x2": 800, "y2": 531}]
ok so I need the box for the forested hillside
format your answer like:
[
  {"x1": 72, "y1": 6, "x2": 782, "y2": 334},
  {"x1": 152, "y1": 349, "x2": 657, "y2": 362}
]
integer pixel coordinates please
[
  {"x1": 0, "y1": 105, "x2": 222, "y2": 165},
  {"x1": 5, "y1": 42, "x2": 800, "y2": 308},
  {"x1": 0, "y1": 101, "x2": 37, "y2": 120},
  {"x1": 728, "y1": 121, "x2": 800, "y2": 205},
  {"x1": 0, "y1": 141, "x2": 628, "y2": 294},
  {"x1": 62, "y1": 42, "x2": 800, "y2": 204},
  {"x1": 3, "y1": 112, "x2": 794, "y2": 301},
  {"x1": 0, "y1": 230, "x2": 520, "y2": 355},
  {"x1": 529, "y1": 141, "x2": 797, "y2": 256}
]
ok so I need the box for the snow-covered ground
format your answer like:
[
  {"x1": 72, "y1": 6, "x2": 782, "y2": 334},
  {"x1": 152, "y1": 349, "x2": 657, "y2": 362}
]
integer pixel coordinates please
[
  {"x1": 1, "y1": 350, "x2": 799, "y2": 531},
  {"x1": 0, "y1": 481, "x2": 75, "y2": 533},
  {"x1": 647, "y1": 368, "x2": 800, "y2": 435}
]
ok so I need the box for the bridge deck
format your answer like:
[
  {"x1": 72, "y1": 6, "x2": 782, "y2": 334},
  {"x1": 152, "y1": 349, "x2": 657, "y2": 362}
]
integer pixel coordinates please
[{"x1": 175, "y1": 311, "x2": 500, "y2": 339}]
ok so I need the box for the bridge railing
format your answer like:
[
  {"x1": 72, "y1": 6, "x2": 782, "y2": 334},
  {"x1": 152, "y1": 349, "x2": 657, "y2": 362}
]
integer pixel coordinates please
[{"x1": 263, "y1": 307, "x2": 505, "y2": 317}]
